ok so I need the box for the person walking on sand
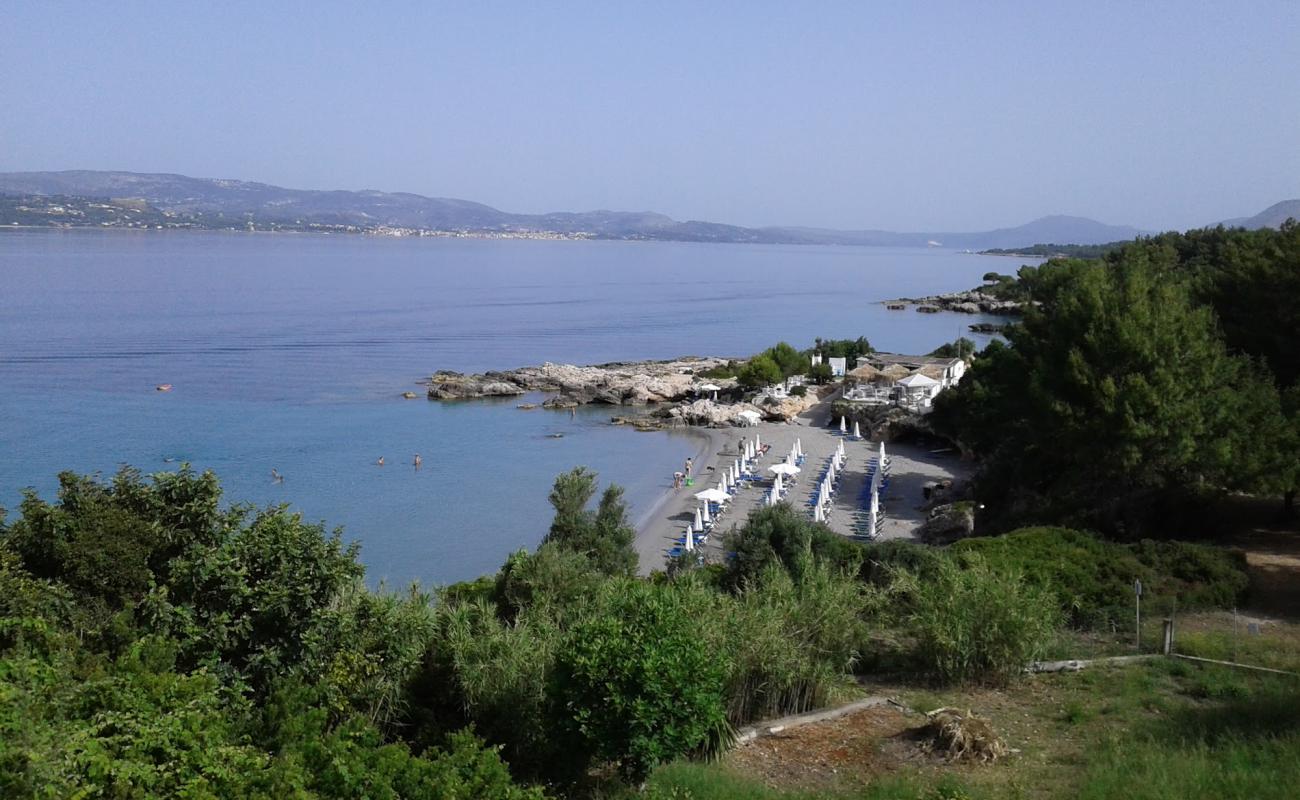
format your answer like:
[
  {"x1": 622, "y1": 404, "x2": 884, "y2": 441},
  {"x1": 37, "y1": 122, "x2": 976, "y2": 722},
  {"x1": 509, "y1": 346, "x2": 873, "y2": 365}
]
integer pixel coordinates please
[{"x1": 413, "y1": 453, "x2": 422, "y2": 469}]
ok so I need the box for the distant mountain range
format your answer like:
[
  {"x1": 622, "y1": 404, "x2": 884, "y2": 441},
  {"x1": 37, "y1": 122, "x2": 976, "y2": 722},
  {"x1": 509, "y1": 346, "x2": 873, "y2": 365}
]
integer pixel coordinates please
[
  {"x1": 0, "y1": 170, "x2": 1293, "y2": 248},
  {"x1": 1217, "y1": 199, "x2": 1300, "y2": 231}
]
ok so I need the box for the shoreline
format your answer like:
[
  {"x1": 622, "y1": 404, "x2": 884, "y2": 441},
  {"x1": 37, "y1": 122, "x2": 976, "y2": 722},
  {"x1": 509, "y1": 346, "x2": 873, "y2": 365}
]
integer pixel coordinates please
[{"x1": 632, "y1": 424, "x2": 734, "y2": 575}]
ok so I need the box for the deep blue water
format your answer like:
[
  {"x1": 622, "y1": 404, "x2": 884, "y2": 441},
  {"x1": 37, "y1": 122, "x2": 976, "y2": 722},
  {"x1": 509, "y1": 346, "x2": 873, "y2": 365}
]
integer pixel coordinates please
[{"x1": 0, "y1": 230, "x2": 1025, "y2": 584}]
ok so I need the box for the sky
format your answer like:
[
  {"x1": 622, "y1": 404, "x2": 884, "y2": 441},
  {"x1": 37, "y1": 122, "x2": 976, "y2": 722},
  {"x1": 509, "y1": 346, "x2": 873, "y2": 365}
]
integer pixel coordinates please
[{"x1": 1, "y1": 1, "x2": 1298, "y2": 232}]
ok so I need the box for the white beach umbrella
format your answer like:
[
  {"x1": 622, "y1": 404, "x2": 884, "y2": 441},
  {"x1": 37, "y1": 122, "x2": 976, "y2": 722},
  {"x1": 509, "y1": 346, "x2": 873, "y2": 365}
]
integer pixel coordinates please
[
  {"x1": 795, "y1": 438, "x2": 803, "y2": 457},
  {"x1": 769, "y1": 463, "x2": 800, "y2": 476},
  {"x1": 853, "y1": 420, "x2": 861, "y2": 439},
  {"x1": 755, "y1": 432, "x2": 762, "y2": 451},
  {"x1": 685, "y1": 526, "x2": 695, "y2": 552},
  {"x1": 702, "y1": 502, "x2": 712, "y2": 524},
  {"x1": 839, "y1": 416, "x2": 847, "y2": 434},
  {"x1": 696, "y1": 488, "x2": 730, "y2": 504},
  {"x1": 868, "y1": 505, "x2": 878, "y2": 538},
  {"x1": 813, "y1": 503, "x2": 823, "y2": 523},
  {"x1": 717, "y1": 478, "x2": 726, "y2": 493},
  {"x1": 879, "y1": 441, "x2": 888, "y2": 472},
  {"x1": 773, "y1": 472, "x2": 784, "y2": 495},
  {"x1": 693, "y1": 507, "x2": 704, "y2": 532}
]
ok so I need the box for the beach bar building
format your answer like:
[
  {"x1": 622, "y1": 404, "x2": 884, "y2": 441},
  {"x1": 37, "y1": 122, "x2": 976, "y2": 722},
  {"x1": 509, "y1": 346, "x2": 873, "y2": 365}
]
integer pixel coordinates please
[{"x1": 897, "y1": 372, "x2": 941, "y2": 409}]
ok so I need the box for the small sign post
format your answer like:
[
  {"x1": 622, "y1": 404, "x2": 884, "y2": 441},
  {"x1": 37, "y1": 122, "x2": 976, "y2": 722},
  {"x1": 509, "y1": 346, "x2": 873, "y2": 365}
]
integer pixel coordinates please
[{"x1": 1134, "y1": 579, "x2": 1143, "y2": 651}]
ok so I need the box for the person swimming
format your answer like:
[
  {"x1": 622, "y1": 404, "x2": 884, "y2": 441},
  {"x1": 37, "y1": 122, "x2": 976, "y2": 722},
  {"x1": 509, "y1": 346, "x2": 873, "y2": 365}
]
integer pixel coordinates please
[
  {"x1": 271, "y1": 468, "x2": 284, "y2": 484},
  {"x1": 376, "y1": 456, "x2": 385, "y2": 466},
  {"x1": 413, "y1": 453, "x2": 423, "y2": 469}
]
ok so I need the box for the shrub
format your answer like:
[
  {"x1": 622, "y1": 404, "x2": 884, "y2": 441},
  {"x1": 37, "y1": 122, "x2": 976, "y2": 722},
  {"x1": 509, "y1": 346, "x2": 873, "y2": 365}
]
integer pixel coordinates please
[
  {"x1": 951, "y1": 527, "x2": 1249, "y2": 627},
  {"x1": 722, "y1": 504, "x2": 863, "y2": 591},
  {"x1": 552, "y1": 580, "x2": 725, "y2": 783},
  {"x1": 898, "y1": 554, "x2": 1060, "y2": 685},
  {"x1": 709, "y1": 563, "x2": 871, "y2": 724}
]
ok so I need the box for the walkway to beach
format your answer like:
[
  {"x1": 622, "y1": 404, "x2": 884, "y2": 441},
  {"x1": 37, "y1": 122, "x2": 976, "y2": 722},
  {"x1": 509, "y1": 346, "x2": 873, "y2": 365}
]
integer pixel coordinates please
[{"x1": 633, "y1": 397, "x2": 971, "y2": 574}]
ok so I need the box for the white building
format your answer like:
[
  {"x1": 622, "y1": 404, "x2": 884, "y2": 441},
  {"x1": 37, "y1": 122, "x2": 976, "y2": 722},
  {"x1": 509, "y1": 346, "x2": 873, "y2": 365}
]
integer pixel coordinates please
[{"x1": 828, "y1": 357, "x2": 847, "y2": 377}]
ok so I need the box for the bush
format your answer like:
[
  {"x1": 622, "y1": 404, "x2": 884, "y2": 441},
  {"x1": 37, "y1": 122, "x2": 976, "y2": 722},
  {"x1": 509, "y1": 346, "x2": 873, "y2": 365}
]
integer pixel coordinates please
[
  {"x1": 951, "y1": 527, "x2": 1249, "y2": 627},
  {"x1": 790, "y1": 385, "x2": 807, "y2": 397},
  {"x1": 722, "y1": 504, "x2": 863, "y2": 591},
  {"x1": 708, "y1": 563, "x2": 871, "y2": 724},
  {"x1": 898, "y1": 554, "x2": 1060, "y2": 685},
  {"x1": 737, "y1": 354, "x2": 783, "y2": 390},
  {"x1": 552, "y1": 580, "x2": 725, "y2": 783}
]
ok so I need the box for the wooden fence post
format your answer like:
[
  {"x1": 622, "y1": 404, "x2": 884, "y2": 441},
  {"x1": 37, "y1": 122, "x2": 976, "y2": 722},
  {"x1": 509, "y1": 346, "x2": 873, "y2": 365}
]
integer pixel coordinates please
[{"x1": 1162, "y1": 618, "x2": 1174, "y2": 656}]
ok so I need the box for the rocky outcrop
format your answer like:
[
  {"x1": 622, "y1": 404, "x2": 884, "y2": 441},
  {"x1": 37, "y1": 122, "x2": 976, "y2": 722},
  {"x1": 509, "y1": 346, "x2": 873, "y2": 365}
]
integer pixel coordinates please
[
  {"x1": 886, "y1": 291, "x2": 1023, "y2": 315},
  {"x1": 427, "y1": 371, "x2": 527, "y2": 400},
  {"x1": 426, "y1": 357, "x2": 734, "y2": 404},
  {"x1": 919, "y1": 502, "x2": 976, "y2": 544},
  {"x1": 831, "y1": 401, "x2": 933, "y2": 441}
]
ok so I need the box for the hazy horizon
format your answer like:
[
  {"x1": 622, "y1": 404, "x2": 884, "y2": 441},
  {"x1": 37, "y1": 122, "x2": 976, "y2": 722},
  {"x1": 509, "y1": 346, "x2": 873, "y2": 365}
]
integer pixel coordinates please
[{"x1": 2, "y1": 2, "x2": 1297, "y2": 232}]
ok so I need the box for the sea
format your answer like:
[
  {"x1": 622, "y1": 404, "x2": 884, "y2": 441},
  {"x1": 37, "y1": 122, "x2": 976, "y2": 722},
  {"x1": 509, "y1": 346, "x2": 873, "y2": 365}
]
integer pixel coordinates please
[{"x1": 0, "y1": 230, "x2": 1026, "y2": 585}]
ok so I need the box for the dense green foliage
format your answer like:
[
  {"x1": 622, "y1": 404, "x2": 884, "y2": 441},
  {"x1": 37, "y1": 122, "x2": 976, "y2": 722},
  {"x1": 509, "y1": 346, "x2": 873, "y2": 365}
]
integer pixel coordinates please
[
  {"x1": 927, "y1": 337, "x2": 976, "y2": 359},
  {"x1": 811, "y1": 336, "x2": 873, "y2": 362},
  {"x1": 895, "y1": 554, "x2": 1061, "y2": 685},
  {"x1": 951, "y1": 527, "x2": 1248, "y2": 627},
  {"x1": 981, "y1": 241, "x2": 1128, "y2": 259},
  {"x1": 737, "y1": 353, "x2": 784, "y2": 389},
  {"x1": 0, "y1": 467, "x2": 542, "y2": 798},
  {"x1": 938, "y1": 223, "x2": 1300, "y2": 532},
  {"x1": 543, "y1": 467, "x2": 638, "y2": 577},
  {"x1": 554, "y1": 581, "x2": 726, "y2": 783},
  {"x1": 0, "y1": 461, "x2": 1266, "y2": 796}
]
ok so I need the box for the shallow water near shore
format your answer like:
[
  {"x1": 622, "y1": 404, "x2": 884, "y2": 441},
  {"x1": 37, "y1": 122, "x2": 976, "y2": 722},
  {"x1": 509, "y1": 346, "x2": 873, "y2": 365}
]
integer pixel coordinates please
[{"x1": 0, "y1": 230, "x2": 1026, "y2": 585}]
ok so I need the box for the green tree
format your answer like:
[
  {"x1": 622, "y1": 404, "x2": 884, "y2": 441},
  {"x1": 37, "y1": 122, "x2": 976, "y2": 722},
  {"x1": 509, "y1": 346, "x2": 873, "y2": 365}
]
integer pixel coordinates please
[
  {"x1": 552, "y1": 581, "x2": 725, "y2": 783},
  {"x1": 807, "y1": 362, "x2": 834, "y2": 385},
  {"x1": 932, "y1": 249, "x2": 1284, "y2": 537},
  {"x1": 737, "y1": 354, "x2": 783, "y2": 389},
  {"x1": 763, "y1": 341, "x2": 806, "y2": 378},
  {"x1": 542, "y1": 468, "x2": 637, "y2": 576}
]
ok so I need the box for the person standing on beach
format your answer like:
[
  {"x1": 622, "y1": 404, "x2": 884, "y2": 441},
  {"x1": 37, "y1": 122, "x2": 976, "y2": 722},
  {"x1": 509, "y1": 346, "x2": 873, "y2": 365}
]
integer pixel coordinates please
[{"x1": 684, "y1": 457, "x2": 692, "y2": 478}]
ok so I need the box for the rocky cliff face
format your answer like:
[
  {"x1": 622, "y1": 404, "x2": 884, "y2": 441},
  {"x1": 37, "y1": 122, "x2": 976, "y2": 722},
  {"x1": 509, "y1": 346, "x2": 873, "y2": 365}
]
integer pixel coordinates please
[{"x1": 427, "y1": 357, "x2": 733, "y2": 405}]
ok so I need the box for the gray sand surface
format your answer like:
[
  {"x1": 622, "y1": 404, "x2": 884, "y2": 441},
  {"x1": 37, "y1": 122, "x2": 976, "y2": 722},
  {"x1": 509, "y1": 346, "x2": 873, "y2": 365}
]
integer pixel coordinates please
[{"x1": 633, "y1": 398, "x2": 969, "y2": 574}]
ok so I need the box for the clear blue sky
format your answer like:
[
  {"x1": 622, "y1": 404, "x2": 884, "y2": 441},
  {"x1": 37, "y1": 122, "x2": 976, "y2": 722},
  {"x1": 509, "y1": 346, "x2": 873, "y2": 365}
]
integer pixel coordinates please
[{"x1": 2, "y1": 1, "x2": 1297, "y2": 231}]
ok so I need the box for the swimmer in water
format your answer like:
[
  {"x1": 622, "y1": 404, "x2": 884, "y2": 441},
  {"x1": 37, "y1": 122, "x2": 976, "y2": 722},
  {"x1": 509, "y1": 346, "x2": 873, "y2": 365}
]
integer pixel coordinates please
[
  {"x1": 376, "y1": 456, "x2": 385, "y2": 466},
  {"x1": 271, "y1": 468, "x2": 284, "y2": 484},
  {"x1": 413, "y1": 453, "x2": 423, "y2": 469}
]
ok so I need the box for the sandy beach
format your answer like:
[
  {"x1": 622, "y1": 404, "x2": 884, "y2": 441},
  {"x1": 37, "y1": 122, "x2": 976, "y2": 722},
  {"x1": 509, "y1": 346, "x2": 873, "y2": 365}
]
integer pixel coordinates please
[{"x1": 633, "y1": 397, "x2": 970, "y2": 575}]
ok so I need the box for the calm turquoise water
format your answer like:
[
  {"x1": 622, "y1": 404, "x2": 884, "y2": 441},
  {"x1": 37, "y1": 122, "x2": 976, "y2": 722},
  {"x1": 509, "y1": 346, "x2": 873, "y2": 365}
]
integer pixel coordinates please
[{"x1": 0, "y1": 230, "x2": 1023, "y2": 584}]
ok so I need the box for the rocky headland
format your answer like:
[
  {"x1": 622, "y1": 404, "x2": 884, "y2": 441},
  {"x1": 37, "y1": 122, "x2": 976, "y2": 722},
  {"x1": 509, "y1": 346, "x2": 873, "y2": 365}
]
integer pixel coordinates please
[
  {"x1": 884, "y1": 290, "x2": 1023, "y2": 316},
  {"x1": 427, "y1": 357, "x2": 734, "y2": 405}
]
